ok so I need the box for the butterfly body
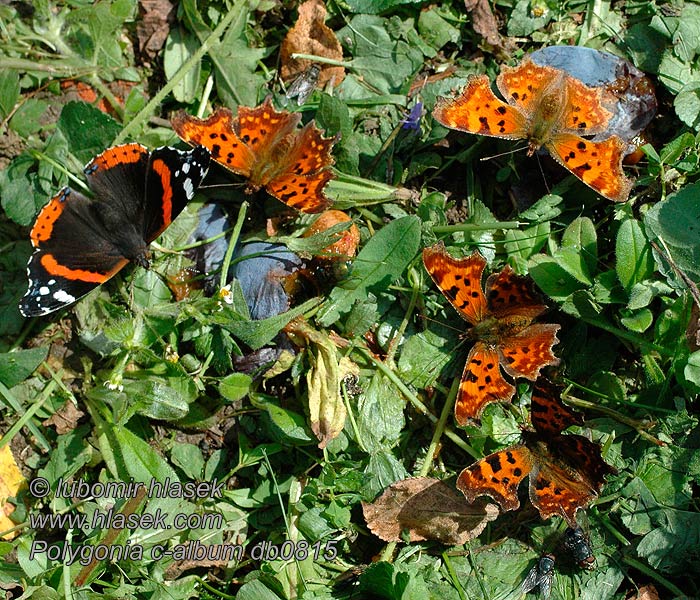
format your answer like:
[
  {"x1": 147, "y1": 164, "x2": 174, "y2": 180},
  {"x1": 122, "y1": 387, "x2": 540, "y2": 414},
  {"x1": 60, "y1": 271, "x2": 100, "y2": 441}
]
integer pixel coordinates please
[
  {"x1": 432, "y1": 58, "x2": 634, "y2": 201},
  {"x1": 423, "y1": 243, "x2": 560, "y2": 423},
  {"x1": 457, "y1": 379, "x2": 616, "y2": 526},
  {"x1": 172, "y1": 98, "x2": 336, "y2": 213}
]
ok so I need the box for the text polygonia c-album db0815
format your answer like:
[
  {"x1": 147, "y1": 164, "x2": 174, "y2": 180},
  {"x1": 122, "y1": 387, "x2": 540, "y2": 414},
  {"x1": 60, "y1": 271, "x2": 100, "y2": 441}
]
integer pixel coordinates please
[
  {"x1": 457, "y1": 379, "x2": 617, "y2": 526},
  {"x1": 422, "y1": 242, "x2": 560, "y2": 424},
  {"x1": 171, "y1": 97, "x2": 336, "y2": 213},
  {"x1": 432, "y1": 57, "x2": 634, "y2": 202}
]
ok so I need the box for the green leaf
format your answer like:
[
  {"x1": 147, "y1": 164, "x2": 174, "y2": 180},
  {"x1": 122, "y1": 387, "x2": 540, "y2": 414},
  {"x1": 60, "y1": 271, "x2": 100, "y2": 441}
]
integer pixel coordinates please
[
  {"x1": 338, "y1": 15, "x2": 424, "y2": 94},
  {"x1": 562, "y1": 216, "x2": 598, "y2": 274},
  {"x1": 0, "y1": 348, "x2": 48, "y2": 387},
  {"x1": 218, "y1": 373, "x2": 252, "y2": 402},
  {"x1": 57, "y1": 101, "x2": 123, "y2": 163},
  {"x1": 124, "y1": 379, "x2": 191, "y2": 421},
  {"x1": 163, "y1": 27, "x2": 201, "y2": 104},
  {"x1": 417, "y1": 8, "x2": 460, "y2": 51},
  {"x1": 675, "y1": 81, "x2": 700, "y2": 130},
  {"x1": 528, "y1": 254, "x2": 586, "y2": 301},
  {"x1": 397, "y1": 331, "x2": 451, "y2": 388},
  {"x1": 182, "y1": 0, "x2": 264, "y2": 108},
  {"x1": 620, "y1": 308, "x2": 654, "y2": 333},
  {"x1": 0, "y1": 70, "x2": 20, "y2": 120},
  {"x1": 683, "y1": 350, "x2": 700, "y2": 389},
  {"x1": 215, "y1": 297, "x2": 321, "y2": 350},
  {"x1": 171, "y1": 443, "x2": 205, "y2": 479},
  {"x1": 317, "y1": 216, "x2": 421, "y2": 326},
  {"x1": 356, "y1": 373, "x2": 405, "y2": 452},
  {"x1": 644, "y1": 185, "x2": 700, "y2": 281},
  {"x1": 250, "y1": 395, "x2": 315, "y2": 445},
  {"x1": 9, "y1": 99, "x2": 48, "y2": 137},
  {"x1": 344, "y1": 0, "x2": 424, "y2": 13},
  {"x1": 616, "y1": 218, "x2": 654, "y2": 293}
]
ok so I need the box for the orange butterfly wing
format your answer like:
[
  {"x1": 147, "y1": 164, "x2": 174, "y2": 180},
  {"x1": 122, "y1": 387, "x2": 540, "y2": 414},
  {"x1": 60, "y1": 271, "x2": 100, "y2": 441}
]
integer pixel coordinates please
[
  {"x1": 422, "y1": 243, "x2": 488, "y2": 325},
  {"x1": 547, "y1": 133, "x2": 633, "y2": 202},
  {"x1": 433, "y1": 75, "x2": 527, "y2": 139},
  {"x1": 172, "y1": 99, "x2": 336, "y2": 213},
  {"x1": 527, "y1": 380, "x2": 617, "y2": 525},
  {"x1": 457, "y1": 445, "x2": 534, "y2": 511},
  {"x1": 496, "y1": 59, "x2": 558, "y2": 116},
  {"x1": 499, "y1": 323, "x2": 561, "y2": 380},
  {"x1": 171, "y1": 108, "x2": 256, "y2": 177},
  {"x1": 560, "y1": 76, "x2": 614, "y2": 135},
  {"x1": 266, "y1": 122, "x2": 337, "y2": 213},
  {"x1": 455, "y1": 343, "x2": 516, "y2": 425}
]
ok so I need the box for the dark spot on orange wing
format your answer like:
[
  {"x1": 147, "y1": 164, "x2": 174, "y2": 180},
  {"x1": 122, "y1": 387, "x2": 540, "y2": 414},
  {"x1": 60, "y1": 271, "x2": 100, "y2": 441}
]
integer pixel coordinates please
[
  {"x1": 578, "y1": 122, "x2": 587, "y2": 129},
  {"x1": 220, "y1": 133, "x2": 228, "y2": 141},
  {"x1": 513, "y1": 467, "x2": 522, "y2": 477},
  {"x1": 486, "y1": 454, "x2": 502, "y2": 473},
  {"x1": 496, "y1": 106, "x2": 507, "y2": 115},
  {"x1": 209, "y1": 132, "x2": 219, "y2": 139},
  {"x1": 211, "y1": 144, "x2": 221, "y2": 158},
  {"x1": 577, "y1": 141, "x2": 587, "y2": 150}
]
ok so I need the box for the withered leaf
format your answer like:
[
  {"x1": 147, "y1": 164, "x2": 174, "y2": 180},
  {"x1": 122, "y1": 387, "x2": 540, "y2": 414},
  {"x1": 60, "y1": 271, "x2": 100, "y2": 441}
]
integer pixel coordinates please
[
  {"x1": 43, "y1": 401, "x2": 85, "y2": 435},
  {"x1": 362, "y1": 477, "x2": 499, "y2": 545},
  {"x1": 0, "y1": 442, "x2": 26, "y2": 540},
  {"x1": 279, "y1": 0, "x2": 345, "y2": 89},
  {"x1": 463, "y1": 0, "x2": 513, "y2": 57},
  {"x1": 137, "y1": 0, "x2": 176, "y2": 59}
]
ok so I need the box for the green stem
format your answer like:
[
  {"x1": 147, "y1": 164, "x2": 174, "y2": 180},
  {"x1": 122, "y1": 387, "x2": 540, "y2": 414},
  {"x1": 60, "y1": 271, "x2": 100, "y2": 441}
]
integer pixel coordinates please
[
  {"x1": 579, "y1": 316, "x2": 670, "y2": 356},
  {"x1": 290, "y1": 53, "x2": 355, "y2": 68},
  {"x1": 433, "y1": 222, "x2": 524, "y2": 233},
  {"x1": 219, "y1": 201, "x2": 248, "y2": 290},
  {"x1": 419, "y1": 378, "x2": 460, "y2": 478},
  {"x1": 113, "y1": 2, "x2": 244, "y2": 144},
  {"x1": 621, "y1": 556, "x2": 686, "y2": 598}
]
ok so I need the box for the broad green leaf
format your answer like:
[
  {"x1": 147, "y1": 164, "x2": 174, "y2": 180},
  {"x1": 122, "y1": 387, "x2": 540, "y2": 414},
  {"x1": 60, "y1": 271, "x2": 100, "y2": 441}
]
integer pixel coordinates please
[
  {"x1": 356, "y1": 373, "x2": 405, "y2": 452},
  {"x1": 684, "y1": 350, "x2": 700, "y2": 389},
  {"x1": 528, "y1": 254, "x2": 585, "y2": 300},
  {"x1": 57, "y1": 101, "x2": 122, "y2": 163},
  {"x1": 0, "y1": 347, "x2": 48, "y2": 387},
  {"x1": 616, "y1": 218, "x2": 654, "y2": 293},
  {"x1": 317, "y1": 216, "x2": 421, "y2": 326},
  {"x1": 163, "y1": 27, "x2": 201, "y2": 103},
  {"x1": 417, "y1": 8, "x2": 460, "y2": 51},
  {"x1": 675, "y1": 81, "x2": 700, "y2": 130},
  {"x1": 250, "y1": 395, "x2": 315, "y2": 445},
  {"x1": 397, "y1": 331, "x2": 451, "y2": 388},
  {"x1": 345, "y1": 0, "x2": 423, "y2": 13},
  {"x1": 171, "y1": 443, "x2": 205, "y2": 479},
  {"x1": 123, "y1": 379, "x2": 191, "y2": 421},
  {"x1": 9, "y1": 99, "x2": 48, "y2": 137},
  {"x1": 562, "y1": 216, "x2": 597, "y2": 274},
  {"x1": 0, "y1": 70, "x2": 20, "y2": 119},
  {"x1": 219, "y1": 373, "x2": 252, "y2": 402},
  {"x1": 620, "y1": 308, "x2": 654, "y2": 332},
  {"x1": 215, "y1": 297, "x2": 321, "y2": 350},
  {"x1": 644, "y1": 185, "x2": 700, "y2": 282}
]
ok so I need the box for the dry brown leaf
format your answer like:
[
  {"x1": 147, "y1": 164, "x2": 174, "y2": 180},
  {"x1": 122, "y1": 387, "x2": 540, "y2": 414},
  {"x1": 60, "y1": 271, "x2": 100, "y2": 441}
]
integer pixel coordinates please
[
  {"x1": 0, "y1": 442, "x2": 26, "y2": 540},
  {"x1": 463, "y1": 0, "x2": 513, "y2": 57},
  {"x1": 279, "y1": 0, "x2": 345, "y2": 89},
  {"x1": 43, "y1": 401, "x2": 85, "y2": 434},
  {"x1": 137, "y1": 0, "x2": 176, "y2": 59},
  {"x1": 626, "y1": 584, "x2": 660, "y2": 600},
  {"x1": 362, "y1": 477, "x2": 499, "y2": 545}
]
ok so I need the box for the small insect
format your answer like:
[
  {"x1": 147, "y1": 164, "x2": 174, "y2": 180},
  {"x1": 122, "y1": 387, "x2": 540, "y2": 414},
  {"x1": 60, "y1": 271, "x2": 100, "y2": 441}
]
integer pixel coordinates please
[
  {"x1": 286, "y1": 63, "x2": 321, "y2": 105},
  {"x1": 522, "y1": 554, "x2": 555, "y2": 599},
  {"x1": 563, "y1": 526, "x2": 596, "y2": 570}
]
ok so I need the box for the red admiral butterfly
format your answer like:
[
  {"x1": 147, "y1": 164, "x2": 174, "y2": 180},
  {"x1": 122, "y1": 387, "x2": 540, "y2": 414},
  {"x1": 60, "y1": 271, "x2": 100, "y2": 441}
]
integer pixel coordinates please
[{"x1": 19, "y1": 143, "x2": 210, "y2": 317}]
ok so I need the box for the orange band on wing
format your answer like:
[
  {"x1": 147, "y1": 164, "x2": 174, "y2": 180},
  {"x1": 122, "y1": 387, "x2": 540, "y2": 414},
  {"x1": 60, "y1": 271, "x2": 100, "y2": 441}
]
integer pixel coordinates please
[
  {"x1": 40, "y1": 254, "x2": 127, "y2": 283},
  {"x1": 151, "y1": 158, "x2": 174, "y2": 225}
]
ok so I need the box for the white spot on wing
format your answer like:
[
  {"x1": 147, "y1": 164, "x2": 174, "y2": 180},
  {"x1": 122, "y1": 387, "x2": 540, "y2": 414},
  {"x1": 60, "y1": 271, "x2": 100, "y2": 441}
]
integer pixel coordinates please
[
  {"x1": 183, "y1": 178, "x2": 194, "y2": 198},
  {"x1": 53, "y1": 289, "x2": 76, "y2": 304},
  {"x1": 39, "y1": 286, "x2": 50, "y2": 296}
]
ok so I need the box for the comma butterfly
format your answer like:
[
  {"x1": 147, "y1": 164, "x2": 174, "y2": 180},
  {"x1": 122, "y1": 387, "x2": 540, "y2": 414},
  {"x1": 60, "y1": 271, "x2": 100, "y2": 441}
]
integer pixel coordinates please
[
  {"x1": 457, "y1": 379, "x2": 617, "y2": 526},
  {"x1": 432, "y1": 57, "x2": 634, "y2": 202},
  {"x1": 171, "y1": 98, "x2": 336, "y2": 213},
  {"x1": 422, "y1": 242, "x2": 560, "y2": 424}
]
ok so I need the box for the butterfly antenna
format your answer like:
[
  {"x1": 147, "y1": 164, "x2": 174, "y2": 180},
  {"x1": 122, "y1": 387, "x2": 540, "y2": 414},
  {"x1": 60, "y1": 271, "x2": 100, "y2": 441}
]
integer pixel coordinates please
[
  {"x1": 535, "y1": 152, "x2": 552, "y2": 194},
  {"x1": 479, "y1": 145, "x2": 528, "y2": 162}
]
